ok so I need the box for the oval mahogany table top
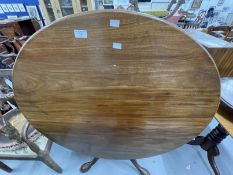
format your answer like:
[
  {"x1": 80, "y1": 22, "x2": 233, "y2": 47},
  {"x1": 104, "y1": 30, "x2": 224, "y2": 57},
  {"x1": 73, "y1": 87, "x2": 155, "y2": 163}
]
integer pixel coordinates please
[{"x1": 13, "y1": 10, "x2": 220, "y2": 159}]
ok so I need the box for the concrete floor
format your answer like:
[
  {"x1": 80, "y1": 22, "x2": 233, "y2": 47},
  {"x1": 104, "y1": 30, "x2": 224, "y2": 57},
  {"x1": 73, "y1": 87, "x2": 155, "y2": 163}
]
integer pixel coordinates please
[{"x1": 1, "y1": 118, "x2": 233, "y2": 175}]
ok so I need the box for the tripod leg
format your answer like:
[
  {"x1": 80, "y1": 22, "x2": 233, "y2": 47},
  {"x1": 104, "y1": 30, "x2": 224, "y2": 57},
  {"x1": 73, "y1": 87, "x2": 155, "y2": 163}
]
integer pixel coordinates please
[
  {"x1": 0, "y1": 161, "x2": 12, "y2": 173},
  {"x1": 130, "y1": 159, "x2": 150, "y2": 175},
  {"x1": 187, "y1": 124, "x2": 228, "y2": 175},
  {"x1": 207, "y1": 147, "x2": 220, "y2": 175},
  {"x1": 80, "y1": 157, "x2": 99, "y2": 173}
]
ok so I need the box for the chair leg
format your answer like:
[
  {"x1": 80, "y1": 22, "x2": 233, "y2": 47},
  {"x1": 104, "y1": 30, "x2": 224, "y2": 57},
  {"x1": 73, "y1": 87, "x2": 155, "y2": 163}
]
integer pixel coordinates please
[
  {"x1": 130, "y1": 159, "x2": 150, "y2": 175},
  {"x1": 38, "y1": 151, "x2": 63, "y2": 173},
  {"x1": 21, "y1": 122, "x2": 62, "y2": 173},
  {"x1": 0, "y1": 161, "x2": 12, "y2": 173}
]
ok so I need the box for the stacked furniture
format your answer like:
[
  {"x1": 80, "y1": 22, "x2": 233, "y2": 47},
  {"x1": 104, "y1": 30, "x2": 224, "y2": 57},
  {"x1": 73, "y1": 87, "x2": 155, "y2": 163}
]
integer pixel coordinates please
[{"x1": 0, "y1": 18, "x2": 40, "y2": 69}]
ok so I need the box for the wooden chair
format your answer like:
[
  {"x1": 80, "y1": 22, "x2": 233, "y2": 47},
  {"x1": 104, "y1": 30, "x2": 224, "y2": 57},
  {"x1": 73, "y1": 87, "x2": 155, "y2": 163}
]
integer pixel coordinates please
[
  {"x1": 0, "y1": 109, "x2": 62, "y2": 173},
  {"x1": 183, "y1": 10, "x2": 206, "y2": 29},
  {"x1": 207, "y1": 25, "x2": 233, "y2": 41},
  {"x1": 176, "y1": 9, "x2": 196, "y2": 28},
  {"x1": 0, "y1": 76, "x2": 62, "y2": 173},
  {"x1": 0, "y1": 77, "x2": 15, "y2": 114}
]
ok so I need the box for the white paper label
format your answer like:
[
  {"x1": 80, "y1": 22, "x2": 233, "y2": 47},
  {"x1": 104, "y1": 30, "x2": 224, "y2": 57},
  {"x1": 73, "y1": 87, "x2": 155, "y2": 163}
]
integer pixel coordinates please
[
  {"x1": 113, "y1": 42, "x2": 122, "y2": 49},
  {"x1": 74, "y1": 29, "x2": 88, "y2": 39},
  {"x1": 110, "y1": 19, "x2": 120, "y2": 28}
]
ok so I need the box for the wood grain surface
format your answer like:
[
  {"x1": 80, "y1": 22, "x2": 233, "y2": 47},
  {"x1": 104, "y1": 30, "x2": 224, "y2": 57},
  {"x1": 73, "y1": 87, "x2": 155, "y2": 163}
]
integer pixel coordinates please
[
  {"x1": 13, "y1": 11, "x2": 220, "y2": 159},
  {"x1": 207, "y1": 48, "x2": 233, "y2": 77}
]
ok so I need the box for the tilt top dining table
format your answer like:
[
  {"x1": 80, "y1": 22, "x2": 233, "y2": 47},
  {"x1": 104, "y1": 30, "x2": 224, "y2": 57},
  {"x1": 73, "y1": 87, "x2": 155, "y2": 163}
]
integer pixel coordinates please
[{"x1": 12, "y1": 10, "x2": 220, "y2": 174}]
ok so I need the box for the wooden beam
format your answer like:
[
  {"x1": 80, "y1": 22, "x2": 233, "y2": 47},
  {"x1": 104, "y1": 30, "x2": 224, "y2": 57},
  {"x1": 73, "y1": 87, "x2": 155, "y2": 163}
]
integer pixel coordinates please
[
  {"x1": 72, "y1": 0, "x2": 82, "y2": 13},
  {"x1": 38, "y1": 0, "x2": 51, "y2": 25},
  {"x1": 50, "y1": 0, "x2": 63, "y2": 19},
  {"x1": 87, "y1": 0, "x2": 95, "y2": 11}
]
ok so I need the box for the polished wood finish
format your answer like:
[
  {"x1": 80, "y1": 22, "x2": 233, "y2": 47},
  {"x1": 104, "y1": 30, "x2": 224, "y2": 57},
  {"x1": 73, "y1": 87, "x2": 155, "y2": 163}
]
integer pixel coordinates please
[
  {"x1": 13, "y1": 11, "x2": 220, "y2": 159},
  {"x1": 207, "y1": 48, "x2": 233, "y2": 77}
]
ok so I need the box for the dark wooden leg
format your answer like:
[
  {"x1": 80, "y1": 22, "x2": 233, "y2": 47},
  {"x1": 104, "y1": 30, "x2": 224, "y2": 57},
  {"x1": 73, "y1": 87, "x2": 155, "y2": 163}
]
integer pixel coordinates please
[
  {"x1": 0, "y1": 161, "x2": 12, "y2": 173},
  {"x1": 188, "y1": 124, "x2": 228, "y2": 175},
  {"x1": 80, "y1": 158, "x2": 150, "y2": 175},
  {"x1": 80, "y1": 157, "x2": 99, "y2": 173},
  {"x1": 21, "y1": 122, "x2": 62, "y2": 173},
  {"x1": 188, "y1": 136, "x2": 205, "y2": 145},
  {"x1": 130, "y1": 159, "x2": 150, "y2": 175},
  {"x1": 208, "y1": 147, "x2": 220, "y2": 175}
]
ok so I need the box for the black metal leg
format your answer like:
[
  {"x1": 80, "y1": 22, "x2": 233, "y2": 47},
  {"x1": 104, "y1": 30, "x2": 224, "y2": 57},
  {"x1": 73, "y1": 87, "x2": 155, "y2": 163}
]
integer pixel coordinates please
[
  {"x1": 0, "y1": 161, "x2": 12, "y2": 173},
  {"x1": 80, "y1": 157, "x2": 99, "y2": 173},
  {"x1": 130, "y1": 159, "x2": 150, "y2": 175},
  {"x1": 188, "y1": 124, "x2": 229, "y2": 175}
]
